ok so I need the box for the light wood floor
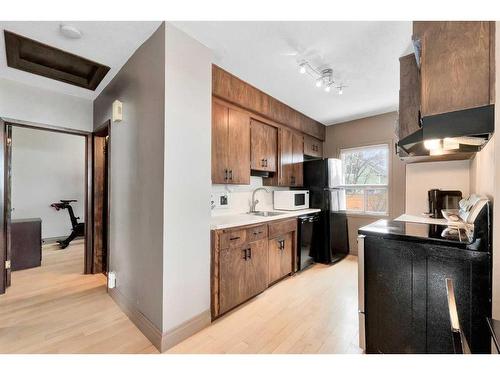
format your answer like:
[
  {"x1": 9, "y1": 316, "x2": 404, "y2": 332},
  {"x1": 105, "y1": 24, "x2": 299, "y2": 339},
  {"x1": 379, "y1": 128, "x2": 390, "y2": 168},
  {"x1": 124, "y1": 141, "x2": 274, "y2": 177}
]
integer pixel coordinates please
[
  {"x1": 0, "y1": 242, "x2": 360, "y2": 354},
  {"x1": 0, "y1": 240, "x2": 158, "y2": 354},
  {"x1": 168, "y1": 255, "x2": 362, "y2": 354}
]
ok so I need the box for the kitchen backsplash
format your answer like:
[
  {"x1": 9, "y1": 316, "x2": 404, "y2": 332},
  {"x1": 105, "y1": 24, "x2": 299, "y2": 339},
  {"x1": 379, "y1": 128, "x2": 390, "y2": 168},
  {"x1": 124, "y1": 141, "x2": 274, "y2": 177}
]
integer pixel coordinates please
[{"x1": 211, "y1": 176, "x2": 288, "y2": 216}]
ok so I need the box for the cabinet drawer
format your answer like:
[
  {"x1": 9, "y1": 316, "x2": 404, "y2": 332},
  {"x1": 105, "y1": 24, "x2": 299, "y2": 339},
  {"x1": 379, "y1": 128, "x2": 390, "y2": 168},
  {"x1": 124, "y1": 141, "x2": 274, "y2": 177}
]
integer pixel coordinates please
[
  {"x1": 220, "y1": 228, "x2": 247, "y2": 249},
  {"x1": 268, "y1": 218, "x2": 297, "y2": 239},
  {"x1": 246, "y1": 224, "x2": 268, "y2": 243}
]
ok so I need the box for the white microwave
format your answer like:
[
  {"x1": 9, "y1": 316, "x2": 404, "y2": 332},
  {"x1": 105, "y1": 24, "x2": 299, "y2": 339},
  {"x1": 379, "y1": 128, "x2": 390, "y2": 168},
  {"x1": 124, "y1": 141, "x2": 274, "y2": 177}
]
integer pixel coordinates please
[{"x1": 273, "y1": 190, "x2": 310, "y2": 211}]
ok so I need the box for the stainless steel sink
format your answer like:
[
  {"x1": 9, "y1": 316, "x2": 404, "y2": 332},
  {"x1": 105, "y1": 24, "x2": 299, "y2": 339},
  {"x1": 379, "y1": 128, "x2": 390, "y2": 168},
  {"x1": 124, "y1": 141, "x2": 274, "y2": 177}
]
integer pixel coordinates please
[{"x1": 249, "y1": 211, "x2": 285, "y2": 217}]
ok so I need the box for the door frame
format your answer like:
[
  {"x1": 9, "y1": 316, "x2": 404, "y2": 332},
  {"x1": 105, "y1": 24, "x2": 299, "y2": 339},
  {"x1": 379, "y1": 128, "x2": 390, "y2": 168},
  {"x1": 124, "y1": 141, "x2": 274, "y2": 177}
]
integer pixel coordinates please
[
  {"x1": 92, "y1": 120, "x2": 111, "y2": 274},
  {"x1": 0, "y1": 117, "x2": 94, "y2": 294}
]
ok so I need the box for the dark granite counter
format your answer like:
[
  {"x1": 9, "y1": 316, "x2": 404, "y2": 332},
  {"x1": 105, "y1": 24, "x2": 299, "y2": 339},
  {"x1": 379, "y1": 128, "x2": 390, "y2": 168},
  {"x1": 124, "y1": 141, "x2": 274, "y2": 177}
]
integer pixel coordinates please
[{"x1": 358, "y1": 219, "x2": 478, "y2": 250}]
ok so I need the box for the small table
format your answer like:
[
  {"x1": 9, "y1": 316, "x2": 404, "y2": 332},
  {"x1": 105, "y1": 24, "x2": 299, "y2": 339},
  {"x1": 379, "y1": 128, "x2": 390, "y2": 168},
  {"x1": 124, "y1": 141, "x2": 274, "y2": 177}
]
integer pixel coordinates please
[{"x1": 486, "y1": 317, "x2": 500, "y2": 353}]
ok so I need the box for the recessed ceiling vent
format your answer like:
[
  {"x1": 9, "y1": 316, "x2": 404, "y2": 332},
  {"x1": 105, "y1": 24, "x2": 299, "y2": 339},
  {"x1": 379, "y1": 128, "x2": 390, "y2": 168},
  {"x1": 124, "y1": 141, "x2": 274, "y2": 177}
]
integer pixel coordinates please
[{"x1": 4, "y1": 30, "x2": 110, "y2": 90}]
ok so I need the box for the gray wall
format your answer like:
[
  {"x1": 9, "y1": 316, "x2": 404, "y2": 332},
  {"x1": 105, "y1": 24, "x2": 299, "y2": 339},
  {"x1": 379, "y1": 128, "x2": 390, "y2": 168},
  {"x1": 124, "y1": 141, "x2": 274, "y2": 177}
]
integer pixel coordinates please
[
  {"x1": 12, "y1": 127, "x2": 85, "y2": 239},
  {"x1": 324, "y1": 112, "x2": 406, "y2": 254},
  {"x1": 162, "y1": 23, "x2": 212, "y2": 333},
  {"x1": 93, "y1": 23, "x2": 165, "y2": 330}
]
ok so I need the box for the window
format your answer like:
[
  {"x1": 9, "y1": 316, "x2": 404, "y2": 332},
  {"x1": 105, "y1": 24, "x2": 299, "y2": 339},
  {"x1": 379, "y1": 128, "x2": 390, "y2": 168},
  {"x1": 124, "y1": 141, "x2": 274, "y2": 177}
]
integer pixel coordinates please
[{"x1": 340, "y1": 144, "x2": 389, "y2": 215}]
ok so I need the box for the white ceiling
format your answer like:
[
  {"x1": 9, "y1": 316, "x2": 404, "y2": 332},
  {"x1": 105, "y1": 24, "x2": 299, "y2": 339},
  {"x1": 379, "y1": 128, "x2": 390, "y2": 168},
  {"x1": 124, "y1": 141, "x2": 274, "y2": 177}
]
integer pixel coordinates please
[
  {"x1": 173, "y1": 21, "x2": 413, "y2": 125},
  {"x1": 0, "y1": 21, "x2": 162, "y2": 100}
]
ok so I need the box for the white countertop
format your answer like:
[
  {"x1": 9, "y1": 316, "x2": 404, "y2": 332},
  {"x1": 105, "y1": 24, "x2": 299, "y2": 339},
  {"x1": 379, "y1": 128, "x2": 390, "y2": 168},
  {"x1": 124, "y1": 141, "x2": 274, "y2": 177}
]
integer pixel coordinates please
[
  {"x1": 210, "y1": 208, "x2": 321, "y2": 230},
  {"x1": 395, "y1": 213, "x2": 466, "y2": 227}
]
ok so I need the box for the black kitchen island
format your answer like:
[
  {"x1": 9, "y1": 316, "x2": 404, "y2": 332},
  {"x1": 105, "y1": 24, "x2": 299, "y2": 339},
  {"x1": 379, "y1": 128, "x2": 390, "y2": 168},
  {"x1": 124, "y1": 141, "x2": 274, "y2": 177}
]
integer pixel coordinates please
[{"x1": 358, "y1": 219, "x2": 491, "y2": 354}]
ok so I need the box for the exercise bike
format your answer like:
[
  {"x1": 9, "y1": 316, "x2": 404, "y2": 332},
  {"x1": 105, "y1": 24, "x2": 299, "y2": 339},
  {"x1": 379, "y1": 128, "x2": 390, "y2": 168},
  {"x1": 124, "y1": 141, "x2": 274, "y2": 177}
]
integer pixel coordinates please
[{"x1": 50, "y1": 200, "x2": 85, "y2": 249}]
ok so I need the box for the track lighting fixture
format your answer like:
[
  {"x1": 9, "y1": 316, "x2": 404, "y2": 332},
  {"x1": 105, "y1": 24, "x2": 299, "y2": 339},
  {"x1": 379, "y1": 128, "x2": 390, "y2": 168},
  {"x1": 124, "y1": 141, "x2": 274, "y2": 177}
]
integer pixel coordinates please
[{"x1": 297, "y1": 61, "x2": 345, "y2": 95}]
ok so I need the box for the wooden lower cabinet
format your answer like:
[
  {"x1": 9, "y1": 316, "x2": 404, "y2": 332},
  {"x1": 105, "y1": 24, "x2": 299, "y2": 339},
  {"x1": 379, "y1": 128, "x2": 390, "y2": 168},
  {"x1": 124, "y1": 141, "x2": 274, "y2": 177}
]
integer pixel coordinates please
[
  {"x1": 219, "y1": 239, "x2": 268, "y2": 315},
  {"x1": 268, "y1": 232, "x2": 293, "y2": 285},
  {"x1": 212, "y1": 218, "x2": 298, "y2": 318}
]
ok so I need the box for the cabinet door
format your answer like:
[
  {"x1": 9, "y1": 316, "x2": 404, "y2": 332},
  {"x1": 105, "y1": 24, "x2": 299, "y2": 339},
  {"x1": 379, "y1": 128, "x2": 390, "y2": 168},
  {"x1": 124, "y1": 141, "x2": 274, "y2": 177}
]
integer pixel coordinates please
[
  {"x1": 364, "y1": 237, "x2": 427, "y2": 354},
  {"x1": 227, "y1": 108, "x2": 250, "y2": 184},
  {"x1": 304, "y1": 135, "x2": 323, "y2": 158},
  {"x1": 398, "y1": 54, "x2": 421, "y2": 140},
  {"x1": 292, "y1": 133, "x2": 304, "y2": 187},
  {"x1": 279, "y1": 128, "x2": 294, "y2": 186},
  {"x1": 268, "y1": 232, "x2": 293, "y2": 285},
  {"x1": 212, "y1": 101, "x2": 229, "y2": 184},
  {"x1": 425, "y1": 245, "x2": 491, "y2": 354},
  {"x1": 219, "y1": 245, "x2": 249, "y2": 314},
  {"x1": 250, "y1": 119, "x2": 277, "y2": 172},
  {"x1": 245, "y1": 239, "x2": 269, "y2": 297},
  {"x1": 419, "y1": 21, "x2": 493, "y2": 117}
]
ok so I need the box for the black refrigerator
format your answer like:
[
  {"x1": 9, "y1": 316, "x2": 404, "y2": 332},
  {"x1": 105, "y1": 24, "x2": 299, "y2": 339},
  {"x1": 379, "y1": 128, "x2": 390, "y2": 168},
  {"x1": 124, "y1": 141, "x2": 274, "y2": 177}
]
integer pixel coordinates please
[{"x1": 302, "y1": 158, "x2": 349, "y2": 264}]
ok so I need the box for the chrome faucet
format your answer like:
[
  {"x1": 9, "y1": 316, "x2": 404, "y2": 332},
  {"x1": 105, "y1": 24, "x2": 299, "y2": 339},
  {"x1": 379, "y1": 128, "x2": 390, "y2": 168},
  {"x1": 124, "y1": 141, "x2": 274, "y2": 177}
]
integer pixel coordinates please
[{"x1": 250, "y1": 187, "x2": 270, "y2": 213}]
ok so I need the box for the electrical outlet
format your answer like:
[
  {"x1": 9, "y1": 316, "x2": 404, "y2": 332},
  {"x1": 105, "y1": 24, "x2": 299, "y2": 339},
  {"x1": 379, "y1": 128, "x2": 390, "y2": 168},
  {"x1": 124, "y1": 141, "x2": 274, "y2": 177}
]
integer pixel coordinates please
[{"x1": 214, "y1": 192, "x2": 231, "y2": 209}]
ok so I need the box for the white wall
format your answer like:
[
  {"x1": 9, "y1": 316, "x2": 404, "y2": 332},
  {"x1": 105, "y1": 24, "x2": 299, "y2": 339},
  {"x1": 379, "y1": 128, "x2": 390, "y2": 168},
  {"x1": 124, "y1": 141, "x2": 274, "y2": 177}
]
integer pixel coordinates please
[
  {"x1": 162, "y1": 23, "x2": 212, "y2": 333},
  {"x1": 11, "y1": 127, "x2": 85, "y2": 239},
  {"x1": 405, "y1": 160, "x2": 470, "y2": 216},
  {"x1": 0, "y1": 78, "x2": 93, "y2": 132},
  {"x1": 470, "y1": 135, "x2": 495, "y2": 200},
  {"x1": 212, "y1": 177, "x2": 288, "y2": 216}
]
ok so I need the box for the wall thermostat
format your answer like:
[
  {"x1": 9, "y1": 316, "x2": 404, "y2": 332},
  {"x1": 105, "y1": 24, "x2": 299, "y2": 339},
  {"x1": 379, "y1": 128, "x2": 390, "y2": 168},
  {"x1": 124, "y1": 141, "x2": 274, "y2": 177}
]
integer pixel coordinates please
[{"x1": 112, "y1": 100, "x2": 123, "y2": 122}]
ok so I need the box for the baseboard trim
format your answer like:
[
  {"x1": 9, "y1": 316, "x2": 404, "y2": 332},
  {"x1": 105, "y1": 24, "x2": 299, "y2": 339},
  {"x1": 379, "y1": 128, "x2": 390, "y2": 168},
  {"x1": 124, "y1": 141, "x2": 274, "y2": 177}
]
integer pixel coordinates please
[
  {"x1": 108, "y1": 288, "x2": 163, "y2": 351},
  {"x1": 160, "y1": 309, "x2": 211, "y2": 352}
]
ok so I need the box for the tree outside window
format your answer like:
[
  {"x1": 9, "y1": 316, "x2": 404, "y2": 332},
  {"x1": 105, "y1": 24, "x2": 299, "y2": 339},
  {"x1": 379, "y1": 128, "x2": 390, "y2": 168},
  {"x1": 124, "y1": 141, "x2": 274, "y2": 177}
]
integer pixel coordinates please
[{"x1": 340, "y1": 144, "x2": 389, "y2": 215}]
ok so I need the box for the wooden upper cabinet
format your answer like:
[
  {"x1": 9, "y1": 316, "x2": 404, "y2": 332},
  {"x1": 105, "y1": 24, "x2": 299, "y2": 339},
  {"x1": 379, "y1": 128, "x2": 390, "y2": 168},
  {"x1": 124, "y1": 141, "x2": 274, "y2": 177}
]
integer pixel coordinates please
[
  {"x1": 415, "y1": 21, "x2": 495, "y2": 117},
  {"x1": 303, "y1": 135, "x2": 323, "y2": 158},
  {"x1": 277, "y1": 128, "x2": 303, "y2": 187},
  {"x1": 211, "y1": 101, "x2": 250, "y2": 185},
  {"x1": 212, "y1": 101, "x2": 229, "y2": 184},
  {"x1": 213, "y1": 65, "x2": 326, "y2": 141},
  {"x1": 250, "y1": 119, "x2": 278, "y2": 172},
  {"x1": 291, "y1": 132, "x2": 304, "y2": 187},
  {"x1": 398, "y1": 54, "x2": 421, "y2": 140},
  {"x1": 227, "y1": 108, "x2": 250, "y2": 184}
]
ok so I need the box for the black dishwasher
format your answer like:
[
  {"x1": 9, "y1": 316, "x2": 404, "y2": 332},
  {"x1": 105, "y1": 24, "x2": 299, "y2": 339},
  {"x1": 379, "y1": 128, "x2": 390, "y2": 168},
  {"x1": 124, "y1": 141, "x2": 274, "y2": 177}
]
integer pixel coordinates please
[{"x1": 297, "y1": 213, "x2": 321, "y2": 271}]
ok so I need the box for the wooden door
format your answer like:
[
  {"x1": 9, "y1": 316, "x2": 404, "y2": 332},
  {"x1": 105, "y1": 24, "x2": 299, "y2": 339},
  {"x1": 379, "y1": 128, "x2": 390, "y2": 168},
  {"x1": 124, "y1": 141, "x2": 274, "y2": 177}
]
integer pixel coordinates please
[
  {"x1": 419, "y1": 21, "x2": 493, "y2": 117},
  {"x1": 268, "y1": 232, "x2": 293, "y2": 285},
  {"x1": 212, "y1": 101, "x2": 229, "y2": 184},
  {"x1": 245, "y1": 239, "x2": 268, "y2": 297},
  {"x1": 93, "y1": 128, "x2": 109, "y2": 275},
  {"x1": 250, "y1": 119, "x2": 277, "y2": 172},
  {"x1": 227, "y1": 108, "x2": 250, "y2": 184},
  {"x1": 292, "y1": 133, "x2": 304, "y2": 187},
  {"x1": 219, "y1": 245, "x2": 248, "y2": 314}
]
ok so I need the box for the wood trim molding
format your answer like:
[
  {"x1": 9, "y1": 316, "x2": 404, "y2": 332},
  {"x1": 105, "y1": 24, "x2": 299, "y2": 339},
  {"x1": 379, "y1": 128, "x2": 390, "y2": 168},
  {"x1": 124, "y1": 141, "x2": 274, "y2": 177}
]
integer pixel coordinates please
[
  {"x1": 160, "y1": 310, "x2": 211, "y2": 352},
  {"x1": 109, "y1": 287, "x2": 211, "y2": 352},
  {"x1": 108, "y1": 287, "x2": 163, "y2": 350}
]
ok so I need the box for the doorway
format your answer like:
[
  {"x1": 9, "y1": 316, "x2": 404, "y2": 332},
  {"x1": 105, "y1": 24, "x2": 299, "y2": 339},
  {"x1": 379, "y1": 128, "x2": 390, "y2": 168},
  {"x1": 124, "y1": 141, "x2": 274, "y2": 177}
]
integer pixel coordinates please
[{"x1": 0, "y1": 118, "x2": 109, "y2": 294}]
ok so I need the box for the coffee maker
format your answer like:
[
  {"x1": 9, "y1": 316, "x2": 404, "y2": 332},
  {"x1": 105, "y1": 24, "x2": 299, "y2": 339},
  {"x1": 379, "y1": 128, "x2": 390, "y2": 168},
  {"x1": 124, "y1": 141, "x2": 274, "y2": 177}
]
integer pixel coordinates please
[{"x1": 428, "y1": 189, "x2": 463, "y2": 218}]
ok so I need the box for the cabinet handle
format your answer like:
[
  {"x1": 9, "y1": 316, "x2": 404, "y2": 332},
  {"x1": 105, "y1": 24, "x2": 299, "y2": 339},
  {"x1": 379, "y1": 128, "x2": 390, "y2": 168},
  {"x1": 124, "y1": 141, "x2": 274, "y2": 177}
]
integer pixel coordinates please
[
  {"x1": 278, "y1": 239, "x2": 285, "y2": 250},
  {"x1": 229, "y1": 170, "x2": 233, "y2": 180},
  {"x1": 253, "y1": 230, "x2": 263, "y2": 235},
  {"x1": 261, "y1": 159, "x2": 266, "y2": 167},
  {"x1": 265, "y1": 159, "x2": 268, "y2": 167},
  {"x1": 247, "y1": 248, "x2": 252, "y2": 259},
  {"x1": 224, "y1": 169, "x2": 228, "y2": 181},
  {"x1": 242, "y1": 249, "x2": 247, "y2": 260},
  {"x1": 229, "y1": 236, "x2": 240, "y2": 241}
]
